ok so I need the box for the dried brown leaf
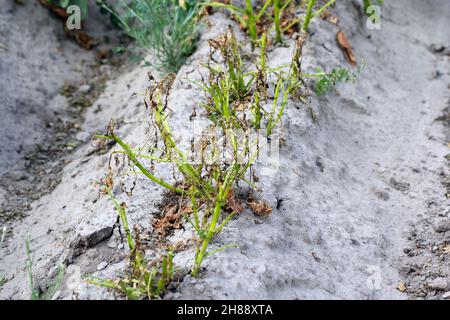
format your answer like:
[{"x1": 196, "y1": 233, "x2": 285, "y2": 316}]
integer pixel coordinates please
[
  {"x1": 227, "y1": 189, "x2": 245, "y2": 214},
  {"x1": 70, "y1": 31, "x2": 98, "y2": 50},
  {"x1": 336, "y1": 30, "x2": 357, "y2": 65},
  {"x1": 247, "y1": 199, "x2": 272, "y2": 217},
  {"x1": 105, "y1": 171, "x2": 114, "y2": 190},
  {"x1": 153, "y1": 205, "x2": 182, "y2": 235},
  {"x1": 38, "y1": 0, "x2": 69, "y2": 19}
]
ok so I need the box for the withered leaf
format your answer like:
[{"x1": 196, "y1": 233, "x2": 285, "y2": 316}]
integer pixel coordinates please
[
  {"x1": 247, "y1": 199, "x2": 272, "y2": 217},
  {"x1": 105, "y1": 171, "x2": 114, "y2": 190},
  {"x1": 153, "y1": 205, "x2": 182, "y2": 235},
  {"x1": 38, "y1": 0, "x2": 69, "y2": 19},
  {"x1": 336, "y1": 30, "x2": 357, "y2": 65},
  {"x1": 227, "y1": 189, "x2": 245, "y2": 214},
  {"x1": 69, "y1": 31, "x2": 98, "y2": 50},
  {"x1": 180, "y1": 204, "x2": 193, "y2": 215}
]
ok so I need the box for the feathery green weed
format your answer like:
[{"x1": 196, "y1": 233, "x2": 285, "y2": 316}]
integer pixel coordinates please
[
  {"x1": 97, "y1": 0, "x2": 202, "y2": 73},
  {"x1": 309, "y1": 65, "x2": 362, "y2": 96}
]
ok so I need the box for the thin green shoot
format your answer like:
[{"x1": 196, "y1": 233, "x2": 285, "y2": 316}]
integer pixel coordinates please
[
  {"x1": 25, "y1": 234, "x2": 65, "y2": 300},
  {"x1": 272, "y1": 0, "x2": 296, "y2": 43},
  {"x1": 25, "y1": 234, "x2": 40, "y2": 300},
  {"x1": 208, "y1": 0, "x2": 272, "y2": 45},
  {"x1": 0, "y1": 226, "x2": 5, "y2": 247},
  {"x1": 104, "y1": 185, "x2": 134, "y2": 252},
  {"x1": 0, "y1": 226, "x2": 6, "y2": 288},
  {"x1": 266, "y1": 76, "x2": 290, "y2": 136},
  {"x1": 205, "y1": 244, "x2": 238, "y2": 259},
  {"x1": 89, "y1": 251, "x2": 175, "y2": 300},
  {"x1": 302, "y1": 0, "x2": 336, "y2": 32},
  {"x1": 192, "y1": 164, "x2": 241, "y2": 276},
  {"x1": 96, "y1": 133, "x2": 183, "y2": 194}
]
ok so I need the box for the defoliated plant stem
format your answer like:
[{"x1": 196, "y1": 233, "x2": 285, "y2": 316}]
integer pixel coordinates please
[
  {"x1": 274, "y1": 0, "x2": 282, "y2": 43},
  {"x1": 105, "y1": 186, "x2": 134, "y2": 252},
  {"x1": 192, "y1": 195, "x2": 224, "y2": 277},
  {"x1": 245, "y1": 0, "x2": 258, "y2": 42},
  {"x1": 192, "y1": 165, "x2": 238, "y2": 276},
  {"x1": 312, "y1": 0, "x2": 336, "y2": 19},
  {"x1": 102, "y1": 134, "x2": 183, "y2": 194},
  {"x1": 303, "y1": 0, "x2": 336, "y2": 31},
  {"x1": 303, "y1": 0, "x2": 316, "y2": 32}
]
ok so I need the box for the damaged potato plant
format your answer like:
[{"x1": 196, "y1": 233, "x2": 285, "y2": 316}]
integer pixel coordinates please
[
  {"x1": 92, "y1": 26, "x2": 296, "y2": 296},
  {"x1": 91, "y1": 1, "x2": 362, "y2": 297},
  {"x1": 199, "y1": 27, "x2": 292, "y2": 135},
  {"x1": 209, "y1": 1, "x2": 360, "y2": 98},
  {"x1": 88, "y1": 184, "x2": 175, "y2": 300},
  {"x1": 94, "y1": 70, "x2": 261, "y2": 296},
  {"x1": 208, "y1": 0, "x2": 300, "y2": 45},
  {"x1": 209, "y1": 0, "x2": 339, "y2": 44}
]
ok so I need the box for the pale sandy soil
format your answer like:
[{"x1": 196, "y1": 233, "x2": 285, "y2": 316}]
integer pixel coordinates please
[{"x1": 0, "y1": 0, "x2": 449, "y2": 300}]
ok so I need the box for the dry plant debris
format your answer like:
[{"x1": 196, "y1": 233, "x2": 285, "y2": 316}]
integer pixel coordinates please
[{"x1": 336, "y1": 30, "x2": 357, "y2": 65}]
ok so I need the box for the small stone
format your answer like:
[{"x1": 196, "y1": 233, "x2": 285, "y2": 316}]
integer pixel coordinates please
[
  {"x1": 163, "y1": 292, "x2": 174, "y2": 300},
  {"x1": 84, "y1": 192, "x2": 98, "y2": 203},
  {"x1": 442, "y1": 291, "x2": 450, "y2": 300},
  {"x1": 432, "y1": 70, "x2": 443, "y2": 79},
  {"x1": 173, "y1": 292, "x2": 181, "y2": 299},
  {"x1": 106, "y1": 238, "x2": 116, "y2": 249},
  {"x1": 389, "y1": 177, "x2": 410, "y2": 192},
  {"x1": 78, "y1": 84, "x2": 91, "y2": 94},
  {"x1": 427, "y1": 278, "x2": 449, "y2": 291},
  {"x1": 117, "y1": 243, "x2": 124, "y2": 250},
  {"x1": 86, "y1": 248, "x2": 98, "y2": 259},
  {"x1": 396, "y1": 282, "x2": 407, "y2": 293},
  {"x1": 435, "y1": 220, "x2": 450, "y2": 233},
  {"x1": 51, "y1": 290, "x2": 61, "y2": 300},
  {"x1": 97, "y1": 261, "x2": 108, "y2": 271},
  {"x1": 7, "y1": 171, "x2": 26, "y2": 182},
  {"x1": 375, "y1": 190, "x2": 390, "y2": 201},
  {"x1": 195, "y1": 283, "x2": 205, "y2": 292}
]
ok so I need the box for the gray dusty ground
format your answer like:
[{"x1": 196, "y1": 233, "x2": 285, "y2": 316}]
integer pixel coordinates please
[
  {"x1": 0, "y1": 0, "x2": 449, "y2": 300},
  {"x1": 0, "y1": 0, "x2": 122, "y2": 221}
]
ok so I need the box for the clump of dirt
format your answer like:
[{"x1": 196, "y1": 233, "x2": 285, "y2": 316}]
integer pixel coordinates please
[{"x1": 399, "y1": 104, "x2": 450, "y2": 299}]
